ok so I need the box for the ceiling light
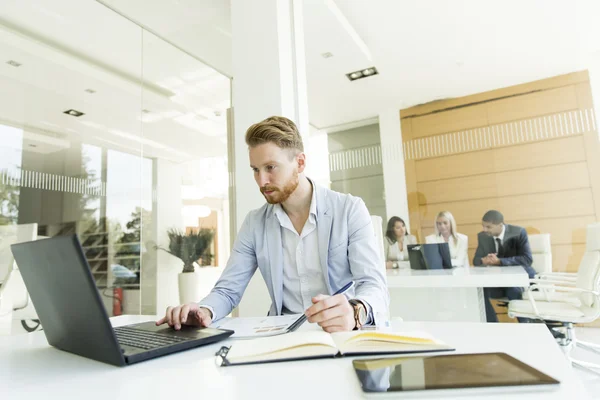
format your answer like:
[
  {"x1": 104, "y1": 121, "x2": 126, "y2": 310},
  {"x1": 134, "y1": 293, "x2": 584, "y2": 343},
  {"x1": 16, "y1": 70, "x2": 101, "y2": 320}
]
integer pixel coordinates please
[
  {"x1": 321, "y1": 52, "x2": 334, "y2": 59},
  {"x1": 63, "y1": 109, "x2": 85, "y2": 117},
  {"x1": 346, "y1": 67, "x2": 378, "y2": 81},
  {"x1": 362, "y1": 68, "x2": 376, "y2": 76},
  {"x1": 84, "y1": 88, "x2": 96, "y2": 94},
  {"x1": 6, "y1": 60, "x2": 22, "y2": 67}
]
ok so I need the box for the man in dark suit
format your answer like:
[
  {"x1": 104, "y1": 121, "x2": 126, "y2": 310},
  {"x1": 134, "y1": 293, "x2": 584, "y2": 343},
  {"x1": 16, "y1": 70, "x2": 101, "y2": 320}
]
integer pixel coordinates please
[{"x1": 473, "y1": 210, "x2": 534, "y2": 322}]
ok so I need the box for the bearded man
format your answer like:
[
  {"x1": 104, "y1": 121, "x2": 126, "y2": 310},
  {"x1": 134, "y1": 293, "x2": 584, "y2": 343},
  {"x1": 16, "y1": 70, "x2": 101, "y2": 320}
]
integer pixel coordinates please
[{"x1": 157, "y1": 116, "x2": 389, "y2": 333}]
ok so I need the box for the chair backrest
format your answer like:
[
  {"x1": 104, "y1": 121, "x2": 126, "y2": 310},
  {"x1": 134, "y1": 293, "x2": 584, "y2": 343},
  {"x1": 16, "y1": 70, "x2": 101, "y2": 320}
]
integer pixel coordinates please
[
  {"x1": 0, "y1": 223, "x2": 38, "y2": 310},
  {"x1": 576, "y1": 223, "x2": 600, "y2": 307},
  {"x1": 370, "y1": 215, "x2": 386, "y2": 273},
  {"x1": 528, "y1": 234, "x2": 552, "y2": 275}
]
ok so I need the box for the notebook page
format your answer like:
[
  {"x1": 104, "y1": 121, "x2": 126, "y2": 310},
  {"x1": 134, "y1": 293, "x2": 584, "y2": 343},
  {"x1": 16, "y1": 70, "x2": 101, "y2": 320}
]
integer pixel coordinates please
[
  {"x1": 332, "y1": 331, "x2": 451, "y2": 354},
  {"x1": 226, "y1": 331, "x2": 338, "y2": 361}
]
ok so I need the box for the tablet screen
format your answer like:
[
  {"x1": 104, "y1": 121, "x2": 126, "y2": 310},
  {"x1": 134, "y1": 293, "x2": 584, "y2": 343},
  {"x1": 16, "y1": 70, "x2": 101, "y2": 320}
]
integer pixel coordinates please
[{"x1": 353, "y1": 353, "x2": 559, "y2": 393}]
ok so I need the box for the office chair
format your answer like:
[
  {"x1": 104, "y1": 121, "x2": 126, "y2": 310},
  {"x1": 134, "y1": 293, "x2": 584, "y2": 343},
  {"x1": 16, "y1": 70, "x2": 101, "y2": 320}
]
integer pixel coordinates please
[
  {"x1": 508, "y1": 223, "x2": 600, "y2": 373},
  {"x1": 0, "y1": 224, "x2": 40, "y2": 333},
  {"x1": 492, "y1": 233, "x2": 553, "y2": 318}
]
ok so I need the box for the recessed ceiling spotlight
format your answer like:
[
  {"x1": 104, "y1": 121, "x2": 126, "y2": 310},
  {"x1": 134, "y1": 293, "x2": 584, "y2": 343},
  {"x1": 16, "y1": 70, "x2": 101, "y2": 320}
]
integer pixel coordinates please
[
  {"x1": 6, "y1": 60, "x2": 22, "y2": 67},
  {"x1": 63, "y1": 109, "x2": 85, "y2": 117},
  {"x1": 346, "y1": 66, "x2": 378, "y2": 81},
  {"x1": 84, "y1": 88, "x2": 96, "y2": 94},
  {"x1": 362, "y1": 68, "x2": 376, "y2": 76},
  {"x1": 321, "y1": 52, "x2": 334, "y2": 59}
]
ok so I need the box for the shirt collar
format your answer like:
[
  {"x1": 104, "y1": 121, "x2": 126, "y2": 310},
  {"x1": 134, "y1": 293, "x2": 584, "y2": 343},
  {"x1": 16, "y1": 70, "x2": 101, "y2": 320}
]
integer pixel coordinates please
[
  {"x1": 494, "y1": 224, "x2": 506, "y2": 242},
  {"x1": 273, "y1": 177, "x2": 317, "y2": 222}
]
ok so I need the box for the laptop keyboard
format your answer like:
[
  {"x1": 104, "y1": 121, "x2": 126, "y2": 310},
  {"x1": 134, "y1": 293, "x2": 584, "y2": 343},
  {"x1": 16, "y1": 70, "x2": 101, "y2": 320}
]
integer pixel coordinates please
[{"x1": 114, "y1": 326, "x2": 188, "y2": 351}]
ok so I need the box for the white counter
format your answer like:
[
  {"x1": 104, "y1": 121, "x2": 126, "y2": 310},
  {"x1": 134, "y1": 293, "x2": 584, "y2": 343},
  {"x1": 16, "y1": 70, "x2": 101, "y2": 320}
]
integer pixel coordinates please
[
  {"x1": 387, "y1": 266, "x2": 530, "y2": 288},
  {"x1": 0, "y1": 314, "x2": 589, "y2": 400},
  {"x1": 386, "y1": 266, "x2": 530, "y2": 322}
]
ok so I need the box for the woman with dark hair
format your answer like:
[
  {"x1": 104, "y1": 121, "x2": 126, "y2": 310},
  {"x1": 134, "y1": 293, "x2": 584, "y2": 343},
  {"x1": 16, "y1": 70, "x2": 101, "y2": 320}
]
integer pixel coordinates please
[{"x1": 384, "y1": 216, "x2": 417, "y2": 269}]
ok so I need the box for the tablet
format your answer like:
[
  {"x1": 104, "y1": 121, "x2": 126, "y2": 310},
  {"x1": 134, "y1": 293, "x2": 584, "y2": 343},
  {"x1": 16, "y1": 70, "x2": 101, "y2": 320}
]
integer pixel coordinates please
[{"x1": 353, "y1": 352, "x2": 559, "y2": 395}]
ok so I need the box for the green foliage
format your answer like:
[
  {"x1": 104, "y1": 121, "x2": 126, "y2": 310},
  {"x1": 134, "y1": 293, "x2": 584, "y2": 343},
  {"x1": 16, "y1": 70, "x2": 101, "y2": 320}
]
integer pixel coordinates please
[
  {"x1": 0, "y1": 179, "x2": 19, "y2": 225},
  {"x1": 162, "y1": 228, "x2": 215, "y2": 273}
]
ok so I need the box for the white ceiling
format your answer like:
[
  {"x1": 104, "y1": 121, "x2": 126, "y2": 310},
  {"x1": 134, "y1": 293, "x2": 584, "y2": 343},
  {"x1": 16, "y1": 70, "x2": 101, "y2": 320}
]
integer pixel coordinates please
[
  {"x1": 0, "y1": 0, "x2": 230, "y2": 163},
  {"x1": 99, "y1": 0, "x2": 600, "y2": 129}
]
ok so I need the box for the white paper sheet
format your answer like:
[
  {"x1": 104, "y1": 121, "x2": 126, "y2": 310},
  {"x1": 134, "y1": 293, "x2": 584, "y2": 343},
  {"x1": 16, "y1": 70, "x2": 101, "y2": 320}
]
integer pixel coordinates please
[{"x1": 212, "y1": 314, "x2": 304, "y2": 339}]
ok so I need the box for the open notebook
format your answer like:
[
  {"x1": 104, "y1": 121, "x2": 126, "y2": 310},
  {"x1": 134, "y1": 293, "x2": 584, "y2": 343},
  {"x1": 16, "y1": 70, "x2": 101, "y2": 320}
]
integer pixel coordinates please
[{"x1": 215, "y1": 330, "x2": 454, "y2": 366}]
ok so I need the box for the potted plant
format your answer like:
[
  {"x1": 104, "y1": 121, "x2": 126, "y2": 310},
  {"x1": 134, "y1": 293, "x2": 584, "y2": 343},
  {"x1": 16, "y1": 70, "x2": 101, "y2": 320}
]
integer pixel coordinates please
[{"x1": 156, "y1": 228, "x2": 215, "y2": 304}]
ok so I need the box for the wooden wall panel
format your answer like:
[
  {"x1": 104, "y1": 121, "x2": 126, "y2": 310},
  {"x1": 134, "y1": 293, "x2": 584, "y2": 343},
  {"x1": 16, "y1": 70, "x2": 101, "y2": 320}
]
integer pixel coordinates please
[
  {"x1": 468, "y1": 245, "x2": 584, "y2": 272},
  {"x1": 575, "y1": 82, "x2": 594, "y2": 109},
  {"x1": 415, "y1": 149, "x2": 494, "y2": 182},
  {"x1": 420, "y1": 188, "x2": 595, "y2": 227},
  {"x1": 417, "y1": 162, "x2": 590, "y2": 205},
  {"x1": 459, "y1": 215, "x2": 594, "y2": 249},
  {"x1": 415, "y1": 135, "x2": 586, "y2": 183},
  {"x1": 410, "y1": 104, "x2": 488, "y2": 138},
  {"x1": 401, "y1": 117, "x2": 412, "y2": 141},
  {"x1": 491, "y1": 136, "x2": 587, "y2": 173},
  {"x1": 403, "y1": 72, "x2": 598, "y2": 279},
  {"x1": 583, "y1": 131, "x2": 600, "y2": 221},
  {"x1": 487, "y1": 86, "x2": 578, "y2": 125},
  {"x1": 401, "y1": 71, "x2": 589, "y2": 118},
  {"x1": 552, "y1": 244, "x2": 587, "y2": 272}
]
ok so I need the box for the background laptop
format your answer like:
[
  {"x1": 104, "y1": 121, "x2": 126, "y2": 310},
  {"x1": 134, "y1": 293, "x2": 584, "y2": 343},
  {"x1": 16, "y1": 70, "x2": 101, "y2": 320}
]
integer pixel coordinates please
[
  {"x1": 407, "y1": 243, "x2": 453, "y2": 270},
  {"x1": 11, "y1": 235, "x2": 233, "y2": 366}
]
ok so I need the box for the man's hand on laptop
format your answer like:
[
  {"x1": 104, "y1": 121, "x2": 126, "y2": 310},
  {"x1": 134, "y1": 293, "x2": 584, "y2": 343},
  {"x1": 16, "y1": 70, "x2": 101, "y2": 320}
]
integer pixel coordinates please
[{"x1": 156, "y1": 303, "x2": 213, "y2": 330}]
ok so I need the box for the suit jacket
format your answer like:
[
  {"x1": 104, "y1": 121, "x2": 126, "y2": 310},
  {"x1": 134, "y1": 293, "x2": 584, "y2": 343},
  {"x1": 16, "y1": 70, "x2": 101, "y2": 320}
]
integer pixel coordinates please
[
  {"x1": 200, "y1": 182, "x2": 390, "y2": 323},
  {"x1": 472, "y1": 224, "x2": 535, "y2": 278},
  {"x1": 426, "y1": 233, "x2": 469, "y2": 268},
  {"x1": 383, "y1": 234, "x2": 417, "y2": 262}
]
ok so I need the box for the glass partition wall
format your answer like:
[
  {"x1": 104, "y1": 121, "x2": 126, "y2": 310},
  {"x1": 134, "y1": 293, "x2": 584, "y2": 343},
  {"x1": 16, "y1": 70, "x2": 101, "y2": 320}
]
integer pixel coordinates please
[{"x1": 0, "y1": 1, "x2": 230, "y2": 329}]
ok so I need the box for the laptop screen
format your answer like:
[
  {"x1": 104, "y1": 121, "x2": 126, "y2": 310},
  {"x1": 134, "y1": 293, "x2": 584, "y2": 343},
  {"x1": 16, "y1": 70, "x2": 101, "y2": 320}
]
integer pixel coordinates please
[{"x1": 408, "y1": 243, "x2": 452, "y2": 269}]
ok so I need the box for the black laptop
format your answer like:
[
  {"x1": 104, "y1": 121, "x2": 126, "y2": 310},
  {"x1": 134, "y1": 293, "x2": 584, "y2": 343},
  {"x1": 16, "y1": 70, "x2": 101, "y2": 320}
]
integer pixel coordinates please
[
  {"x1": 11, "y1": 235, "x2": 233, "y2": 366},
  {"x1": 408, "y1": 243, "x2": 453, "y2": 270}
]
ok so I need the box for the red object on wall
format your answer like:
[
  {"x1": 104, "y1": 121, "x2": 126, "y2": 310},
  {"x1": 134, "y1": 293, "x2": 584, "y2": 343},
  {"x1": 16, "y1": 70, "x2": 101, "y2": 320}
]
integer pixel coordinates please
[{"x1": 113, "y1": 287, "x2": 123, "y2": 316}]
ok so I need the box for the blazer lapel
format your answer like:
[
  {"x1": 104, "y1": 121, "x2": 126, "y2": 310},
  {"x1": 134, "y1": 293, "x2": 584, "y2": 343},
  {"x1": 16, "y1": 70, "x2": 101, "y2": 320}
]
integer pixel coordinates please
[
  {"x1": 316, "y1": 186, "x2": 332, "y2": 292},
  {"x1": 265, "y1": 208, "x2": 284, "y2": 314}
]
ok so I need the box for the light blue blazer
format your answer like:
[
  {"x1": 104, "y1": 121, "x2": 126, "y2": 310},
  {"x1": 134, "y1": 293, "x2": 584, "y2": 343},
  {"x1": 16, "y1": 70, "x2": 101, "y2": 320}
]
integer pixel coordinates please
[{"x1": 200, "y1": 182, "x2": 389, "y2": 323}]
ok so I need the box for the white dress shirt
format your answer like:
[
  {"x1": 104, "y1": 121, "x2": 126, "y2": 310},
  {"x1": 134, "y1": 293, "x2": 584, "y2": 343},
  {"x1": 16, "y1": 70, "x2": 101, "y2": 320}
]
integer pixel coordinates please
[
  {"x1": 200, "y1": 185, "x2": 325, "y2": 320},
  {"x1": 274, "y1": 183, "x2": 328, "y2": 314},
  {"x1": 493, "y1": 224, "x2": 506, "y2": 253}
]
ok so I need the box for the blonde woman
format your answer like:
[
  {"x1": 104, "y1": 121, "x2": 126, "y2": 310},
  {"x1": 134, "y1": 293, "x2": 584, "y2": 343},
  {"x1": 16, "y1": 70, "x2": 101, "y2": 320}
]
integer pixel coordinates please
[
  {"x1": 425, "y1": 211, "x2": 469, "y2": 267},
  {"x1": 384, "y1": 216, "x2": 417, "y2": 269}
]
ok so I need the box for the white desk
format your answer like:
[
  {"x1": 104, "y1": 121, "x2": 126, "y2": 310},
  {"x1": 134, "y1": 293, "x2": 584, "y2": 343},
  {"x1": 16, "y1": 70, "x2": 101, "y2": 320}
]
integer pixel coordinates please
[
  {"x1": 387, "y1": 266, "x2": 529, "y2": 322},
  {"x1": 0, "y1": 315, "x2": 589, "y2": 399}
]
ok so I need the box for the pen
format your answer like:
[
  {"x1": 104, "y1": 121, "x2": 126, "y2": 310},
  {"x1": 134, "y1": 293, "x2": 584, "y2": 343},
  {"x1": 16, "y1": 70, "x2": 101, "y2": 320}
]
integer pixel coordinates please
[{"x1": 290, "y1": 281, "x2": 356, "y2": 330}]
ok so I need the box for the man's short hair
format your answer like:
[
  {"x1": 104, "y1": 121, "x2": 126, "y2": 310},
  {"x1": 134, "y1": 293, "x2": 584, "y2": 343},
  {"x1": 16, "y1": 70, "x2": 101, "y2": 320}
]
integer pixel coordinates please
[
  {"x1": 482, "y1": 210, "x2": 504, "y2": 224},
  {"x1": 245, "y1": 116, "x2": 304, "y2": 153}
]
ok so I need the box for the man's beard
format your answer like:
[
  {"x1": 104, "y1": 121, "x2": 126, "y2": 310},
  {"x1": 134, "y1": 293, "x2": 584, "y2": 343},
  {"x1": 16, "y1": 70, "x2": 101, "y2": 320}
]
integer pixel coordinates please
[{"x1": 260, "y1": 171, "x2": 299, "y2": 204}]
